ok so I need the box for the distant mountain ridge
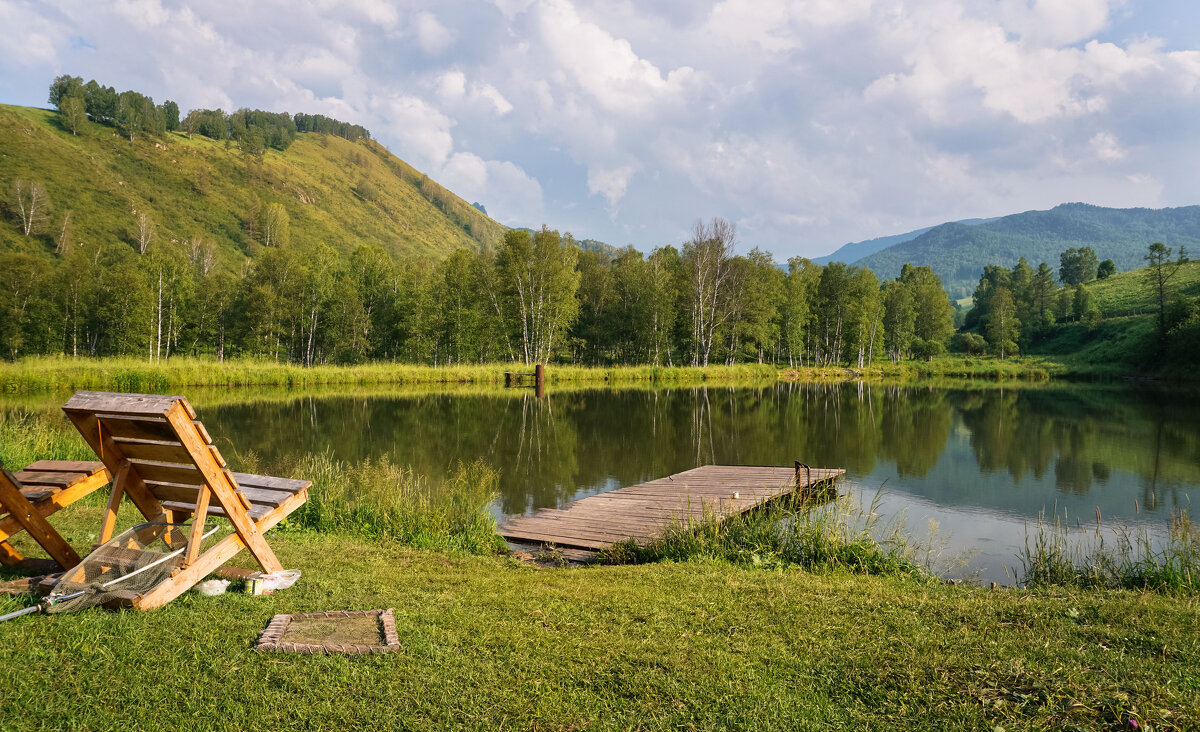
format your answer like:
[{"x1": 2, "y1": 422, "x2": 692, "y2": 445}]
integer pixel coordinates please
[
  {"x1": 832, "y1": 203, "x2": 1200, "y2": 298},
  {"x1": 815, "y1": 218, "x2": 993, "y2": 266}
]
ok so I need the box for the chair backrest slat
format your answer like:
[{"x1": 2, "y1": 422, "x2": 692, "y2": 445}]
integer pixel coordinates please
[
  {"x1": 128, "y1": 460, "x2": 206, "y2": 486},
  {"x1": 85, "y1": 415, "x2": 178, "y2": 444},
  {"x1": 112, "y1": 440, "x2": 193, "y2": 464}
]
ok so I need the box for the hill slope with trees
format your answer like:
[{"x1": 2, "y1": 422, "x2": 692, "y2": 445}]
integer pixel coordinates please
[
  {"x1": 855, "y1": 203, "x2": 1200, "y2": 299},
  {"x1": 0, "y1": 103, "x2": 504, "y2": 270}
]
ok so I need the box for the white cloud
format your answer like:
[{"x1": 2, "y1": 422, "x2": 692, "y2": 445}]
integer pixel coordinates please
[
  {"x1": 0, "y1": 3, "x2": 59, "y2": 68},
  {"x1": 998, "y1": 0, "x2": 1118, "y2": 47},
  {"x1": 416, "y1": 11, "x2": 454, "y2": 55},
  {"x1": 370, "y1": 94, "x2": 455, "y2": 169},
  {"x1": 1090, "y1": 132, "x2": 1126, "y2": 161},
  {"x1": 435, "y1": 71, "x2": 513, "y2": 116},
  {"x1": 436, "y1": 70, "x2": 467, "y2": 102},
  {"x1": 476, "y1": 82, "x2": 513, "y2": 116},
  {"x1": 3, "y1": 0, "x2": 1200, "y2": 258},
  {"x1": 536, "y1": 0, "x2": 695, "y2": 114},
  {"x1": 438, "y1": 152, "x2": 545, "y2": 224},
  {"x1": 587, "y1": 165, "x2": 635, "y2": 208},
  {"x1": 489, "y1": 0, "x2": 536, "y2": 20}
]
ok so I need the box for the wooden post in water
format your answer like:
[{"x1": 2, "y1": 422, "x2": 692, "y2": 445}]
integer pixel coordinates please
[
  {"x1": 794, "y1": 461, "x2": 812, "y2": 491},
  {"x1": 535, "y1": 363, "x2": 545, "y2": 399}
]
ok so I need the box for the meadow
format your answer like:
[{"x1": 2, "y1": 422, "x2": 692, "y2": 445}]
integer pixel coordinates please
[{"x1": 1, "y1": 408, "x2": 1198, "y2": 729}]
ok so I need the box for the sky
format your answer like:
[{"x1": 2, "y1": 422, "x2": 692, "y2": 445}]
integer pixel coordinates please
[{"x1": 2, "y1": 0, "x2": 1198, "y2": 260}]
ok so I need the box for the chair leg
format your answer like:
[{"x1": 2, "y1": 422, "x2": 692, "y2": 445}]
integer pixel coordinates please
[
  {"x1": 0, "y1": 471, "x2": 81, "y2": 570},
  {"x1": 98, "y1": 466, "x2": 128, "y2": 546},
  {"x1": 0, "y1": 540, "x2": 24, "y2": 565}
]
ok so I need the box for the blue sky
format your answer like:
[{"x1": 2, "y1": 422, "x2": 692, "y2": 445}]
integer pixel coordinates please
[{"x1": 2, "y1": 0, "x2": 1198, "y2": 260}]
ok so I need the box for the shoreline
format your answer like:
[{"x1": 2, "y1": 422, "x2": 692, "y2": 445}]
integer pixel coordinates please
[{"x1": 0, "y1": 354, "x2": 1168, "y2": 395}]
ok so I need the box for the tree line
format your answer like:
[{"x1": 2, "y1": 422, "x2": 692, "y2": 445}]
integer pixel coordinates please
[
  {"x1": 48, "y1": 75, "x2": 370, "y2": 152},
  {"x1": 0, "y1": 218, "x2": 961, "y2": 367}
]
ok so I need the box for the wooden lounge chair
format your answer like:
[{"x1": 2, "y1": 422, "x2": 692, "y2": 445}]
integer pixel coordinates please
[
  {"x1": 60, "y1": 391, "x2": 310, "y2": 610},
  {"x1": 0, "y1": 460, "x2": 112, "y2": 571}
]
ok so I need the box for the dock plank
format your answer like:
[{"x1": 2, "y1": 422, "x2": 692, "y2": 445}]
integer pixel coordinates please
[{"x1": 498, "y1": 464, "x2": 844, "y2": 552}]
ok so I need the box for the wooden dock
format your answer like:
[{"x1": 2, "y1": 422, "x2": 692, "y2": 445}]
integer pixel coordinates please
[{"x1": 499, "y1": 464, "x2": 845, "y2": 557}]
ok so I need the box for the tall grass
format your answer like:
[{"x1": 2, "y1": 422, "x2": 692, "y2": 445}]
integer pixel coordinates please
[
  {"x1": 1019, "y1": 508, "x2": 1200, "y2": 593},
  {"x1": 268, "y1": 453, "x2": 506, "y2": 555},
  {"x1": 0, "y1": 410, "x2": 92, "y2": 470},
  {"x1": 778, "y1": 357, "x2": 1055, "y2": 383},
  {"x1": 602, "y1": 490, "x2": 930, "y2": 579},
  {"x1": 0, "y1": 356, "x2": 779, "y2": 394}
]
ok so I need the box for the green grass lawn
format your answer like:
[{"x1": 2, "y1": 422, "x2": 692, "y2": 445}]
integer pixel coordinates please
[
  {"x1": 0, "y1": 398, "x2": 1197, "y2": 729},
  {"x1": 1, "y1": 523, "x2": 1197, "y2": 731}
]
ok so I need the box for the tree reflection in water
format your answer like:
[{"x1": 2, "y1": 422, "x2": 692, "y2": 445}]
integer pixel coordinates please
[{"x1": 199, "y1": 382, "x2": 1200, "y2": 526}]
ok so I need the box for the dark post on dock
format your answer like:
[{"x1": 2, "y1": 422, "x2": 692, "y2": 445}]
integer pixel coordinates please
[{"x1": 504, "y1": 363, "x2": 546, "y2": 398}]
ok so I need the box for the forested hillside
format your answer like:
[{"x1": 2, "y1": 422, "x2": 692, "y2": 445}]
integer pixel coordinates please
[
  {"x1": 0, "y1": 104, "x2": 503, "y2": 270},
  {"x1": 960, "y1": 241, "x2": 1200, "y2": 375},
  {"x1": 856, "y1": 203, "x2": 1200, "y2": 299},
  {"x1": 814, "y1": 218, "x2": 992, "y2": 267}
]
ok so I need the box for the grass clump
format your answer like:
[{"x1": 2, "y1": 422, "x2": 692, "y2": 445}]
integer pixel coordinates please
[
  {"x1": 1020, "y1": 508, "x2": 1200, "y2": 593},
  {"x1": 0, "y1": 409, "x2": 92, "y2": 469},
  {"x1": 603, "y1": 491, "x2": 929, "y2": 579},
  {"x1": 277, "y1": 453, "x2": 506, "y2": 555}
]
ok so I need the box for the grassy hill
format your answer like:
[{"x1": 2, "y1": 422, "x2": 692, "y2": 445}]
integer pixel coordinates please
[
  {"x1": 1086, "y1": 260, "x2": 1200, "y2": 318},
  {"x1": 856, "y1": 203, "x2": 1200, "y2": 299},
  {"x1": 0, "y1": 105, "x2": 505, "y2": 270},
  {"x1": 1020, "y1": 260, "x2": 1200, "y2": 376}
]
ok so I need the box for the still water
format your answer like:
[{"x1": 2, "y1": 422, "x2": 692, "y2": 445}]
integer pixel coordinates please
[{"x1": 196, "y1": 381, "x2": 1198, "y2": 583}]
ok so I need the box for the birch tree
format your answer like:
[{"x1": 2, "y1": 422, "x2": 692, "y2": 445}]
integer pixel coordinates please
[
  {"x1": 682, "y1": 217, "x2": 738, "y2": 366},
  {"x1": 135, "y1": 211, "x2": 154, "y2": 254},
  {"x1": 497, "y1": 227, "x2": 581, "y2": 364},
  {"x1": 12, "y1": 180, "x2": 51, "y2": 236},
  {"x1": 262, "y1": 203, "x2": 290, "y2": 248}
]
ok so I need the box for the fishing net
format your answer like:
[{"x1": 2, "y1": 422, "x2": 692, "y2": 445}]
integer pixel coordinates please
[{"x1": 46, "y1": 521, "x2": 216, "y2": 614}]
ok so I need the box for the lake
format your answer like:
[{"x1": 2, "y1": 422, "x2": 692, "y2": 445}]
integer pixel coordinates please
[{"x1": 180, "y1": 380, "x2": 1200, "y2": 584}]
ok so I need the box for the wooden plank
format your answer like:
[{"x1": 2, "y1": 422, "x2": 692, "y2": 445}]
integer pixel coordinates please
[
  {"x1": 0, "y1": 540, "x2": 23, "y2": 565},
  {"x1": 94, "y1": 415, "x2": 178, "y2": 443},
  {"x1": 496, "y1": 528, "x2": 611, "y2": 550},
  {"x1": 160, "y1": 501, "x2": 272, "y2": 522},
  {"x1": 184, "y1": 483, "x2": 212, "y2": 567},
  {"x1": 223, "y1": 469, "x2": 254, "y2": 512},
  {"x1": 98, "y1": 464, "x2": 128, "y2": 545},
  {"x1": 502, "y1": 518, "x2": 663, "y2": 539},
  {"x1": 12, "y1": 470, "x2": 98, "y2": 488},
  {"x1": 0, "y1": 470, "x2": 81, "y2": 569},
  {"x1": 230, "y1": 473, "x2": 312, "y2": 492},
  {"x1": 498, "y1": 465, "x2": 845, "y2": 551},
  {"x1": 21, "y1": 460, "x2": 106, "y2": 474},
  {"x1": 129, "y1": 460, "x2": 206, "y2": 486},
  {"x1": 63, "y1": 391, "x2": 187, "y2": 417},
  {"x1": 148, "y1": 481, "x2": 292, "y2": 508},
  {"x1": 112, "y1": 439, "x2": 193, "y2": 464}
]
